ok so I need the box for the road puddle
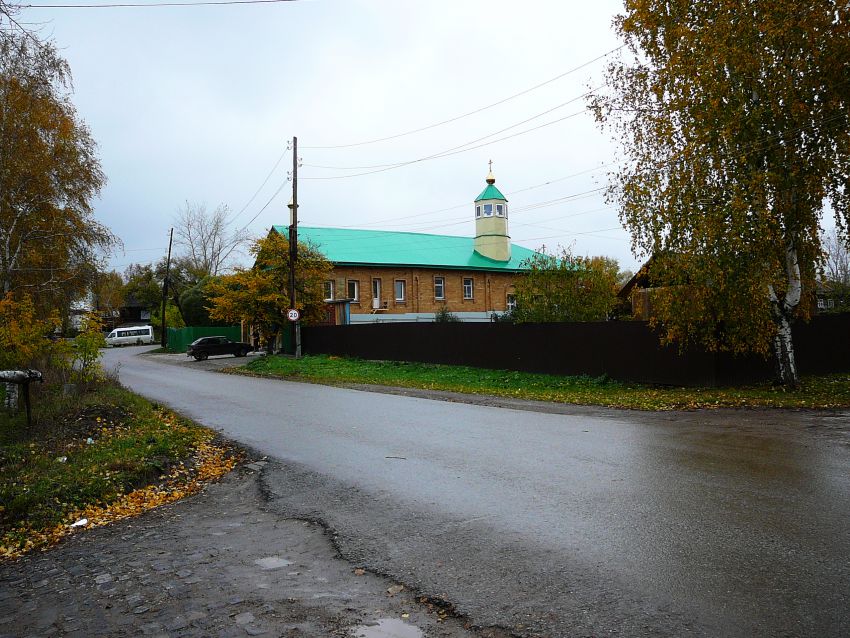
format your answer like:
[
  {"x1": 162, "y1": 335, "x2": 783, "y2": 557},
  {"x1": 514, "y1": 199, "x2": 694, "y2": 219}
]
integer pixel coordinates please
[
  {"x1": 254, "y1": 556, "x2": 293, "y2": 569},
  {"x1": 352, "y1": 618, "x2": 424, "y2": 638}
]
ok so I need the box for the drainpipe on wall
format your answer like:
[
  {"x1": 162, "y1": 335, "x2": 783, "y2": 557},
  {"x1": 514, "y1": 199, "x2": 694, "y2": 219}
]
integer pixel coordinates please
[{"x1": 414, "y1": 274, "x2": 419, "y2": 313}]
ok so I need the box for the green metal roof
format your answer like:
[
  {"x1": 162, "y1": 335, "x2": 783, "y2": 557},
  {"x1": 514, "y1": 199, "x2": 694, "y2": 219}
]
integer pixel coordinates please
[
  {"x1": 273, "y1": 225, "x2": 536, "y2": 271},
  {"x1": 474, "y1": 183, "x2": 507, "y2": 202}
]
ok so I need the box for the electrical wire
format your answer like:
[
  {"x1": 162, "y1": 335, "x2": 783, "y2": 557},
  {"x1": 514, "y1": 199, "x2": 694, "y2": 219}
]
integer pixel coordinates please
[
  {"x1": 303, "y1": 86, "x2": 603, "y2": 172},
  {"x1": 283, "y1": 185, "x2": 610, "y2": 244},
  {"x1": 395, "y1": 189, "x2": 606, "y2": 233},
  {"x1": 342, "y1": 164, "x2": 607, "y2": 229},
  {"x1": 301, "y1": 108, "x2": 590, "y2": 181},
  {"x1": 237, "y1": 178, "x2": 290, "y2": 233},
  {"x1": 302, "y1": 45, "x2": 623, "y2": 150},
  {"x1": 226, "y1": 146, "x2": 290, "y2": 226},
  {"x1": 22, "y1": 0, "x2": 298, "y2": 8},
  {"x1": 515, "y1": 227, "x2": 625, "y2": 245}
]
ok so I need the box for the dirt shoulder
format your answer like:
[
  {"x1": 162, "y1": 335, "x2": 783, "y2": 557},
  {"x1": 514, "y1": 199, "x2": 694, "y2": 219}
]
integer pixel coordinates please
[{"x1": 0, "y1": 461, "x2": 509, "y2": 638}]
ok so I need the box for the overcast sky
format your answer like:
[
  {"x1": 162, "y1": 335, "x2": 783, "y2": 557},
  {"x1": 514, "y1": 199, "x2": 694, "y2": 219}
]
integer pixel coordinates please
[{"x1": 23, "y1": 0, "x2": 640, "y2": 273}]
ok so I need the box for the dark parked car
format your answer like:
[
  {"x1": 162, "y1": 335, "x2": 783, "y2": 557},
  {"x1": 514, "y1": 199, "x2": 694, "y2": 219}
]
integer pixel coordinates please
[{"x1": 186, "y1": 336, "x2": 252, "y2": 361}]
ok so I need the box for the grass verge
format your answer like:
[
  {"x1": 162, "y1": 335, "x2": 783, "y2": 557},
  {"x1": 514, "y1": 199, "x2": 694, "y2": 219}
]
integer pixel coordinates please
[
  {"x1": 0, "y1": 381, "x2": 240, "y2": 560},
  {"x1": 240, "y1": 355, "x2": 850, "y2": 410}
]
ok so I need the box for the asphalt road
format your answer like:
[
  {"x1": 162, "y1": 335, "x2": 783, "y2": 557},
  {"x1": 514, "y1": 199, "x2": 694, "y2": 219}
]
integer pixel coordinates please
[{"x1": 105, "y1": 347, "x2": 850, "y2": 637}]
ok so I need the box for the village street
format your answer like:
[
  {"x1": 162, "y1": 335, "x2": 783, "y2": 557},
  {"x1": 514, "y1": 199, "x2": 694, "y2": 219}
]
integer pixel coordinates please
[{"x1": 21, "y1": 346, "x2": 848, "y2": 637}]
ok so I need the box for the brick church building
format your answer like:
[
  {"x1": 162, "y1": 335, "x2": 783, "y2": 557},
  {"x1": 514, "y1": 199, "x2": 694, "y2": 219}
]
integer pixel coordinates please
[{"x1": 274, "y1": 169, "x2": 536, "y2": 322}]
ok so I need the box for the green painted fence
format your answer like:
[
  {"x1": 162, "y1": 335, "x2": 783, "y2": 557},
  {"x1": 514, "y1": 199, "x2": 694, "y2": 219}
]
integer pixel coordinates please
[{"x1": 166, "y1": 326, "x2": 241, "y2": 353}]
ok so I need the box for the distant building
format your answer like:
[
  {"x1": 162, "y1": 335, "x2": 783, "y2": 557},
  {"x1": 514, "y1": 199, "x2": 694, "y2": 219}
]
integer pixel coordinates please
[{"x1": 274, "y1": 169, "x2": 537, "y2": 322}]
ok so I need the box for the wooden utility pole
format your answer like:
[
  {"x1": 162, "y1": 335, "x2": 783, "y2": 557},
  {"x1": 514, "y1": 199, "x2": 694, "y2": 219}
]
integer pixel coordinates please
[
  {"x1": 289, "y1": 136, "x2": 301, "y2": 357},
  {"x1": 160, "y1": 228, "x2": 173, "y2": 349}
]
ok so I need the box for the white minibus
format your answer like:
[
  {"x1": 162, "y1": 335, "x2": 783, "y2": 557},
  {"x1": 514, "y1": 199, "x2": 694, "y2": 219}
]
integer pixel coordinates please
[{"x1": 105, "y1": 325, "x2": 155, "y2": 347}]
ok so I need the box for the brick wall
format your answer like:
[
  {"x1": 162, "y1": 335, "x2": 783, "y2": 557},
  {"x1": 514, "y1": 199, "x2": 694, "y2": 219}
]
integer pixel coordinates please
[{"x1": 327, "y1": 266, "x2": 520, "y2": 315}]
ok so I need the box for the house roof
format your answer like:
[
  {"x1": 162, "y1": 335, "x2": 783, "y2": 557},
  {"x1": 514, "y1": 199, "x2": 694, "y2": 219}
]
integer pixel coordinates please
[
  {"x1": 474, "y1": 183, "x2": 507, "y2": 202},
  {"x1": 273, "y1": 225, "x2": 536, "y2": 272}
]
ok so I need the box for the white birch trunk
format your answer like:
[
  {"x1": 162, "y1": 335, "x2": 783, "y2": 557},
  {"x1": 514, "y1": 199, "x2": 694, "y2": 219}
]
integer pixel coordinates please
[{"x1": 768, "y1": 242, "x2": 802, "y2": 388}]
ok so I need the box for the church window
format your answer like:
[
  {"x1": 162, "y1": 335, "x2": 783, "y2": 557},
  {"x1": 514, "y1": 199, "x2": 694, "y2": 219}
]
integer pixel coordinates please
[
  {"x1": 434, "y1": 276, "x2": 445, "y2": 300},
  {"x1": 483, "y1": 204, "x2": 493, "y2": 216},
  {"x1": 476, "y1": 205, "x2": 481, "y2": 218},
  {"x1": 463, "y1": 277, "x2": 474, "y2": 300},
  {"x1": 496, "y1": 204, "x2": 504, "y2": 216},
  {"x1": 347, "y1": 280, "x2": 359, "y2": 301},
  {"x1": 395, "y1": 279, "x2": 406, "y2": 302},
  {"x1": 506, "y1": 294, "x2": 517, "y2": 311},
  {"x1": 324, "y1": 281, "x2": 334, "y2": 301}
]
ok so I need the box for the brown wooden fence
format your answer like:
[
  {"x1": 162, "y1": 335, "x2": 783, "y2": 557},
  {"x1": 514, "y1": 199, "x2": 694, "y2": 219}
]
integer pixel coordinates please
[{"x1": 301, "y1": 314, "x2": 850, "y2": 386}]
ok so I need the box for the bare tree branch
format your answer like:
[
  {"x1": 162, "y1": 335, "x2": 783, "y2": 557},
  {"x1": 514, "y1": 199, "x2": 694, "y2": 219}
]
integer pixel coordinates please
[{"x1": 173, "y1": 201, "x2": 249, "y2": 277}]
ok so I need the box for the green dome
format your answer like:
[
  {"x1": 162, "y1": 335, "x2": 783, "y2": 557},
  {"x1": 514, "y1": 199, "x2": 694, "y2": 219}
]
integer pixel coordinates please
[{"x1": 475, "y1": 183, "x2": 507, "y2": 202}]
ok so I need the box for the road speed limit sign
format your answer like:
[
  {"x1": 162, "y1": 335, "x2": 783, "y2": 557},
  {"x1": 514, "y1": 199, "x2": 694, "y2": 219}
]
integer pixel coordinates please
[{"x1": 286, "y1": 308, "x2": 300, "y2": 322}]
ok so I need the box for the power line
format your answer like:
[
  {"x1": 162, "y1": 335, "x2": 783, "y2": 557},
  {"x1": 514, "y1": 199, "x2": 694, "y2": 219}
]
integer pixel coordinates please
[
  {"x1": 515, "y1": 227, "x2": 625, "y2": 245},
  {"x1": 301, "y1": 108, "x2": 590, "y2": 181},
  {"x1": 304, "y1": 110, "x2": 848, "y2": 245},
  {"x1": 286, "y1": 185, "x2": 610, "y2": 244},
  {"x1": 512, "y1": 204, "x2": 616, "y2": 228},
  {"x1": 344, "y1": 164, "x2": 607, "y2": 229},
  {"x1": 302, "y1": 45, "x2": 623, "y2": 150},
  {"x1": 237, "y1": 177, "x2": 290, "y2": 233},
  {"x1": 511, "y1": 206, "x2": 617, "y2": 234},
  {"x1": 304, "y1": 86, "x2": 603, "y2": 172},
  {"x1": 226, "y1": 146, "x2": 290, "y2": 226},
  {"x1": 397, "y1": 188, "x2": 606, "y2": 234},
  {"x1": 22, "y1": 0, "x2": 298, "y2": 8}
]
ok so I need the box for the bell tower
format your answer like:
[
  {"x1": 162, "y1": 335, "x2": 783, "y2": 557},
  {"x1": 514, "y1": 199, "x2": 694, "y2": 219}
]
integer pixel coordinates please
[{"x1": 473, "y1": 161, "x2": 510, "y2": 262}]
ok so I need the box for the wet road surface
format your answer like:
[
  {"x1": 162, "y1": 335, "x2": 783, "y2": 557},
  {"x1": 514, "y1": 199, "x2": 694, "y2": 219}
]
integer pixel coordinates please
[{"x1": 105, "y1": 347, "x2": 850, "y2": 637}]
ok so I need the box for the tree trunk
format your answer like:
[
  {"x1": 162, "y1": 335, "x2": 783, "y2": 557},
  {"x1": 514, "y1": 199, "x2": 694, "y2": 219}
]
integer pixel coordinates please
[
  {"x1": 768, "y1": 241, "x2": 803, "y2": 389},
  {"x1": 772, "y1": 310, "x2": 798, "y2": 389}
]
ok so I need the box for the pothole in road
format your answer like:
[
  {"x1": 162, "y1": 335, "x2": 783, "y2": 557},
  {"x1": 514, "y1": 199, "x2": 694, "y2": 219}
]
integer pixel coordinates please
[{"x1": 352, "y1": 618, "x2": 424, "y2": 638}]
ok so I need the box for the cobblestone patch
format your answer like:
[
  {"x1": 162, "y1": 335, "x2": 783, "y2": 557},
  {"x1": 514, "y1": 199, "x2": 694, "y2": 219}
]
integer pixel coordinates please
[{"x1": 0, "y1": 467, "x2": 485, "y2": 638}]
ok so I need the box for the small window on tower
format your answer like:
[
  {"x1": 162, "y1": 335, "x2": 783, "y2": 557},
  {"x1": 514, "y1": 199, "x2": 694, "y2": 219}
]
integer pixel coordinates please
[
  {"x1": 483, "y1": 204, "x2": 493, "y2": 216},
  {"x1": 496, "y1": 204, "x2": 504, "y2": 216},
  {"x1": 476, "y1": 205, "x2": 481, "y2": 218}
]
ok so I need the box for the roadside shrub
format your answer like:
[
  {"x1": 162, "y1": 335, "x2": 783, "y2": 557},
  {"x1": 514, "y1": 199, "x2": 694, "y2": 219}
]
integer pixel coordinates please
[
  {"x1": 0, "y1": 293, "x2": 60, "y2": 370},
  {"x1": 490, "y1": 309, "x2": 515, "y2": 323},
  {"x1": 72, "y1": 313, "x2": 106, "y2": 384},
  {"x1": 434, "y1": 305, "x2": 461, "y2": 323},
  {"x1": 0, "y1": 294, "x2": 73, "y2": 411}
]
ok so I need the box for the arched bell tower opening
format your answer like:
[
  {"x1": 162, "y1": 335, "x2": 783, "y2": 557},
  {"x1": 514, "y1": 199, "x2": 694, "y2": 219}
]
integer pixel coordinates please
[{"x1": 474, "y1": 161, "x2": 511, "y2": 262}]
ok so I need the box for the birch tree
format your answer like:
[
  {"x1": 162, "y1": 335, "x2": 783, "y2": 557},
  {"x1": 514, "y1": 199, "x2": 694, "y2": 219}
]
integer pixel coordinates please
[
  {"x1": 0, "y1": 33, "x2": 115, "y2": 315},
  {"x1": 590, "y1": 0, "x2": 850, "y2": 387}
]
